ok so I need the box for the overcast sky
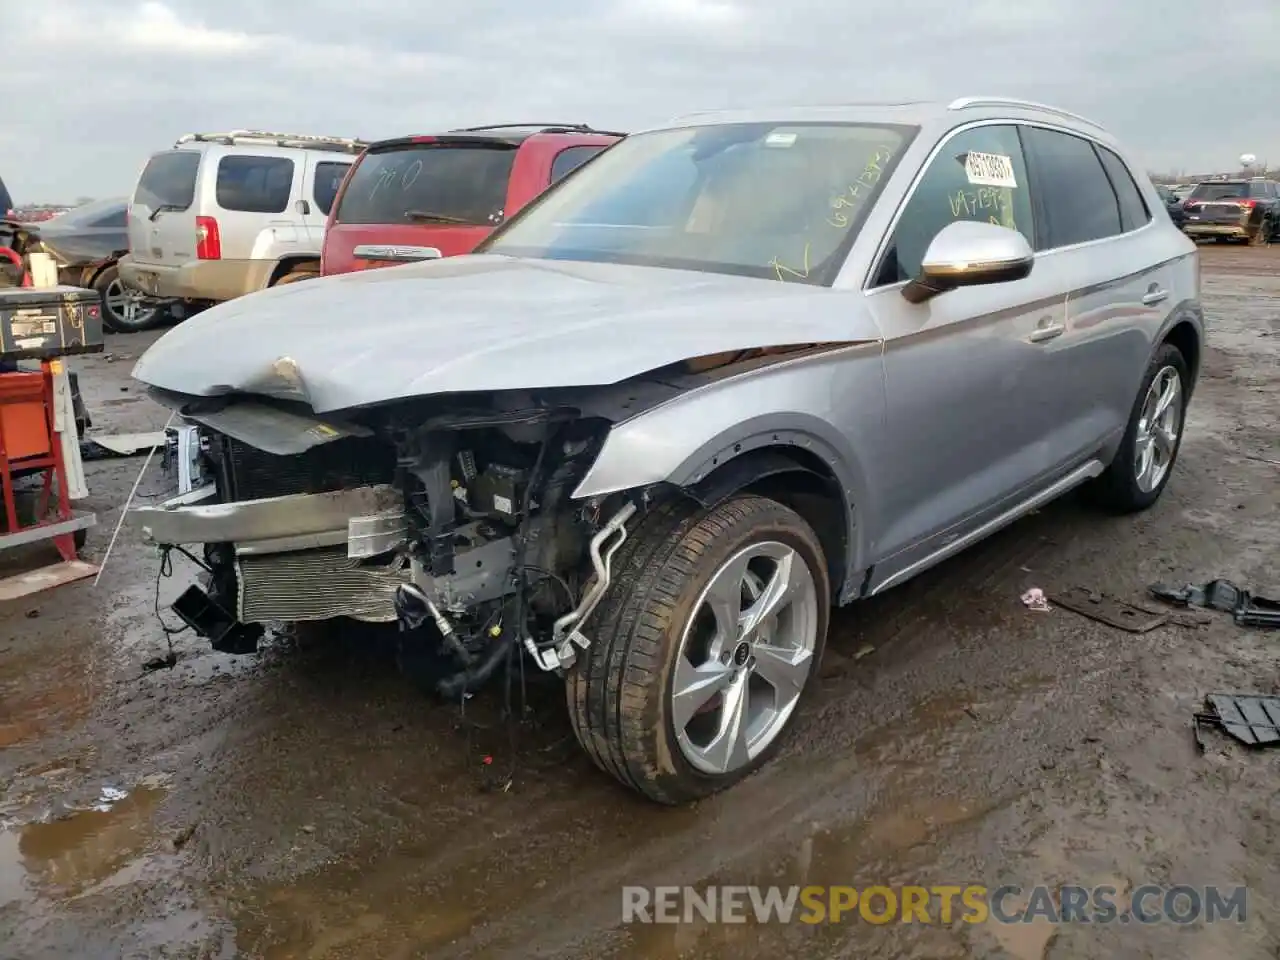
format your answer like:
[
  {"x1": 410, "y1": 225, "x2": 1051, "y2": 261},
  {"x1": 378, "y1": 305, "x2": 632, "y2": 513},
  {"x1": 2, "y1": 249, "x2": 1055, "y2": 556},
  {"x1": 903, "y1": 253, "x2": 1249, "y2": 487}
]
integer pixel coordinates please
[{"x1": 2, "y1": 0, "x2": 1276, "y2": 202}]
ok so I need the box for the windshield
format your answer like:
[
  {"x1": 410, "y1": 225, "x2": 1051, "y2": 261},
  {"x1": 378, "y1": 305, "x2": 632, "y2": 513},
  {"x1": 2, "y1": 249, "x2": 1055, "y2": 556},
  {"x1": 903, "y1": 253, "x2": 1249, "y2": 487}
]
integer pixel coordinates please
[
  {"x1": 334, "y1": 142, "x2": 517, "y2": 226},
  {"x1": 480, "y1": 121, "x2": 916, "y2": 285},
  {"x1": 1190, "y1": 182, "x2": 1248, "y2": 201}
]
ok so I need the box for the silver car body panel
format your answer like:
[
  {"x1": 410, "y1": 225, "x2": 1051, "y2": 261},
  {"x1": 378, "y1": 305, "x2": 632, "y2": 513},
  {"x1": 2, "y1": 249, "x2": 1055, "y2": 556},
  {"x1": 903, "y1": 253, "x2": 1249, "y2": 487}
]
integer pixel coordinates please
[{"x1": 131, "y1": 99, "x2": 1201, "y2": 605}]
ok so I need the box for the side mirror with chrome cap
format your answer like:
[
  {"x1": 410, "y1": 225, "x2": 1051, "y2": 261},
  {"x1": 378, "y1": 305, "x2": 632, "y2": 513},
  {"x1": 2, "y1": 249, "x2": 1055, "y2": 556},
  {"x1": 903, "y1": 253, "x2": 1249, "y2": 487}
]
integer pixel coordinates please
[{"x1": 902, "y1": 220, "x2": 1034, "y2": 304}]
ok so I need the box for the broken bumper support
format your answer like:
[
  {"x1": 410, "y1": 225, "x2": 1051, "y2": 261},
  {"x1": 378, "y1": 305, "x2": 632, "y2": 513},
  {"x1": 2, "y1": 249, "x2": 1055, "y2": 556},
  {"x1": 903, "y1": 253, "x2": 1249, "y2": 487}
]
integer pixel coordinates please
[{"x1": 134, "y1": 483, "x2": 406, "y2": 557}]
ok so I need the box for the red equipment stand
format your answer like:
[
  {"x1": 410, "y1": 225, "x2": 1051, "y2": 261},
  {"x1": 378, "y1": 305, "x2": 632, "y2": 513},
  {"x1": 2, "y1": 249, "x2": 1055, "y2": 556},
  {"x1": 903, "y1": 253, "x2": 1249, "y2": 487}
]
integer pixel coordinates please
[
  {"x1": 0, "y1": 363, "x2": 91, "y2": 562},
  {"x1": 0, "y1": 246, "x2": 97, "y2": 599}
]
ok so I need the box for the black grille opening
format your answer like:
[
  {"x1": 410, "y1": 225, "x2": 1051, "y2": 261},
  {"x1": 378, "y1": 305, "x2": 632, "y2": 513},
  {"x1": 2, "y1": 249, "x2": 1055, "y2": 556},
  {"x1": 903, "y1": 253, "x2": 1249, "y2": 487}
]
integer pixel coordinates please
[{"x1": 216, "y1": 434, "x2": 397, "y2": 501}]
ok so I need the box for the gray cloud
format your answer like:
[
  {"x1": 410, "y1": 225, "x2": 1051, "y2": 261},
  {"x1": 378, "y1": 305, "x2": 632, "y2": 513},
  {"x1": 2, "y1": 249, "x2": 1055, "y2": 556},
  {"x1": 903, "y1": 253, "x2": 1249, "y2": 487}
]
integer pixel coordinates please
[{"x1": 0, "y1": 0, "x2": 1275, "y2": 201}]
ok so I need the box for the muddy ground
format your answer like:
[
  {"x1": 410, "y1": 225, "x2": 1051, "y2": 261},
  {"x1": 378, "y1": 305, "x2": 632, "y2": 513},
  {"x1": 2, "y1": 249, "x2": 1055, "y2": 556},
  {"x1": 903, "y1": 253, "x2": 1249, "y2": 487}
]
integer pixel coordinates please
[{"x1": 1, "y1": 244, "x2": 1277, "y2": 960}]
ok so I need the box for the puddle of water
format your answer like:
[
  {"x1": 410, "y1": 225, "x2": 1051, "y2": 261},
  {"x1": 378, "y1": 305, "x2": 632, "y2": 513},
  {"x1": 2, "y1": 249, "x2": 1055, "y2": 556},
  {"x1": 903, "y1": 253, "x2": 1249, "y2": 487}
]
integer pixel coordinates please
[{"x1": 0, "y1": 784, "x2": 166, "y2": 903}]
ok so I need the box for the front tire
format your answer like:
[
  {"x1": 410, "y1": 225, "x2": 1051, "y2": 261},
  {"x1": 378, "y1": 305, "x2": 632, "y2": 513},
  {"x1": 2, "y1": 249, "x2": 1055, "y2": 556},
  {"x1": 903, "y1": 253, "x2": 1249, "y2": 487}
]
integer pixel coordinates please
[
  {"x1": 1088, "y1": 342, "x2": 1189, "y2": 513},
  {"x1": 566, "y1": 495, "x2": 830, "y2": 804}
]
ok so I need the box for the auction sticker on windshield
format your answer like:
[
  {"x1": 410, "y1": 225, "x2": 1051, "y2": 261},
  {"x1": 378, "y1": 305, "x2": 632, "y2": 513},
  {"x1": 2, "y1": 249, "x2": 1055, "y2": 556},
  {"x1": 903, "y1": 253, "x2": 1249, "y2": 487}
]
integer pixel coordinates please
[{"x1": 964, "y1": 152, "x2": 1017, "y2": 188}]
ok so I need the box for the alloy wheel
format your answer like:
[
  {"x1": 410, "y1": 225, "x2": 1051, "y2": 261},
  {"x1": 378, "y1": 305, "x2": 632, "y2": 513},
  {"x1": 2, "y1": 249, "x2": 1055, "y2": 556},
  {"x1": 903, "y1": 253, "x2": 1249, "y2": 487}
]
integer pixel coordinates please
[
  {"x1": 671, "y1": 540, "x2": 820, "y2": 776},
  {"x1": 104, "y1": 277, "x2": 157, "y2": 329},
  {"x1": 1134, "y1": 365, "x2": 1183, "y2": 493}
]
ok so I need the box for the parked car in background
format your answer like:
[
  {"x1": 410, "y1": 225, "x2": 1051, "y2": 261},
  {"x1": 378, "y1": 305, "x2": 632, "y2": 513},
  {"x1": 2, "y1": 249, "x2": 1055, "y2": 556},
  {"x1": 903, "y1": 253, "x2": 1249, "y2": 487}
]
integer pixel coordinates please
[
  {"x1": 21, "y1": 197, "x2": 170, "y2": 331},
  {"x1": 1154, "y1": 183, "x2": 1186, "y2": 228},
  {"x1": 1171, "y1": 183, "x2": 1195, "y2": 202},
  {"x1": 119, "y1": 130, "x2": 363, "y2": 306},
  {"x1": 133, "y1": 96, "x2": 1201, "y2": 804},
  {"x1": 320, "y1": 123, "x2": 622, "y2": 276},
  {"x1": 1181, "y1": 178, "x2": 1280, "y2": 244}
]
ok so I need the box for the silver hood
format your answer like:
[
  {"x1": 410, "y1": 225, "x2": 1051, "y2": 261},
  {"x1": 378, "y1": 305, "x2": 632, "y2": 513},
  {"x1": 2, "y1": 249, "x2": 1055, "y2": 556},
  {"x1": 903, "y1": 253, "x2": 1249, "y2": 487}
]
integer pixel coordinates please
[{"x1": 131, "y1": 254, "x2": 881, "y2": 413}]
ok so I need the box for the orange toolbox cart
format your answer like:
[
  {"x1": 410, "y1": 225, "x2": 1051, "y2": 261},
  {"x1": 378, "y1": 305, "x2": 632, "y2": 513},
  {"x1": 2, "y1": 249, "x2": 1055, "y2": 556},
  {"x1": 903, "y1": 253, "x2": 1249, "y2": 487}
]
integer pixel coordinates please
[{"x1": 0, "y1": 265, "x2": 103, "y2": 592}]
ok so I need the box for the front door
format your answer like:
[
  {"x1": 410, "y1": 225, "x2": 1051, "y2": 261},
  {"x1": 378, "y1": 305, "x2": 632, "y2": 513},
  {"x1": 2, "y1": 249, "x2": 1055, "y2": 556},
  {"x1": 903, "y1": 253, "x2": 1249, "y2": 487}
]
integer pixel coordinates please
[{"x1": 862, "y1": 122, "x2": 1065, "y2": 578}]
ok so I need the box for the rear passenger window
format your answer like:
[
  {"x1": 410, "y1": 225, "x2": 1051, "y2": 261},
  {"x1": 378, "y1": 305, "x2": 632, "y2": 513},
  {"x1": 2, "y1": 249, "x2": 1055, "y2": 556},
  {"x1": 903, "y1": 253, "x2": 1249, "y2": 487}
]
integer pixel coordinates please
[
  {"x1": 1021, "y1": 127, "x2": 1121, "y2": 248},
  {"x1": 874, "y1": 124, "x2": 1034, "y2": 286},
  {"x1": 216, "y1": 156, "x2": 294, "y2": 213},
  {"x1": 1096, "y1": 147, "x2": 1151, "y2": 232},
  {"x1": 551, "y1": 146, "x2": 607, "y2": 184},
  {"x1": 313, "y1": 161, "x2": 349, "y2": 216}
]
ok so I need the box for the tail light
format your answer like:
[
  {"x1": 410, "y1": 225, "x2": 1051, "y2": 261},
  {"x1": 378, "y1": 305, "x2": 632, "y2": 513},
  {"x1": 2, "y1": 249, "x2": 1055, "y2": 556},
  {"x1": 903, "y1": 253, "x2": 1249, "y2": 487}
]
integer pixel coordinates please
[
  {"x1": 195, "y1": 216, "x2": 222, "y2": 260},
  {"x1": 1236, "y1": 199, "x2": 1256, "y2": 209}
]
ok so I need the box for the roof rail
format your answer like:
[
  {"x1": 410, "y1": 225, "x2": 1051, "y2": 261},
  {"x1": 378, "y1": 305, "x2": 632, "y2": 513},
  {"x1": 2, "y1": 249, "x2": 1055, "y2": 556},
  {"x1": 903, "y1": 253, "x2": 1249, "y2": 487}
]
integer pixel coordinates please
[
  {"x1": 946, "y1": 97, "x2": 1104, "y2": 130},
  {"x1": 174, "y1": 130, "x2": 367, "y2": 154}
]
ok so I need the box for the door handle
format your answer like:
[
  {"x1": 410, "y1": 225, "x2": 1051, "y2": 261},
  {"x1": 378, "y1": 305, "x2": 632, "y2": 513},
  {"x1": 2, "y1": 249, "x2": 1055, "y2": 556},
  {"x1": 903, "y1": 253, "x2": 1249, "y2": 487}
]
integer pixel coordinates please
[
  {"x1": 1028, "y1": 323, "x2": 1065, "y2": 343},
  {"x1": 1142, "y1": 289, "x2": 1169, "y2": 306}
]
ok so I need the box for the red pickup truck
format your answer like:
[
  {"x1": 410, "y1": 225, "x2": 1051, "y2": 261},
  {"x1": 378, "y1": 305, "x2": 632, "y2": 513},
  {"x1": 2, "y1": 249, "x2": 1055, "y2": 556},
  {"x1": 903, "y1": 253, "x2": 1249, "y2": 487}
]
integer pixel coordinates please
[{"x1": 320, "y1": 123, "x2": 623, "y2": 276}]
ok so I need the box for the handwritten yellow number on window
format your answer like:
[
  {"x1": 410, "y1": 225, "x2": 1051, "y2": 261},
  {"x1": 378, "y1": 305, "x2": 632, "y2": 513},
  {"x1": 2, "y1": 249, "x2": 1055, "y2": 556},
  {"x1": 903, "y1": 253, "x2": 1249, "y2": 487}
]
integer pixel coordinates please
[{"x1": 769, "y1": 242, "x2": 812, "y2": 282}]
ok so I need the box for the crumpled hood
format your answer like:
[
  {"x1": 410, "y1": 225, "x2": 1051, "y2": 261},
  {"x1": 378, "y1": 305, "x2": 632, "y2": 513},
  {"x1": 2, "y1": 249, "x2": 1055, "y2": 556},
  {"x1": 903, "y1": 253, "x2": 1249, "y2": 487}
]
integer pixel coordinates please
[{"x1": 132, "y1": 254, "x2": 879, "y2": 413}]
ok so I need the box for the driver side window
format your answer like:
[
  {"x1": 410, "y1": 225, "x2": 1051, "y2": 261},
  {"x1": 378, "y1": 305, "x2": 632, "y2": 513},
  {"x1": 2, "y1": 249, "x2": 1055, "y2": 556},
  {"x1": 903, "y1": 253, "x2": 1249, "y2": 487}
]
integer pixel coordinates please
[{"x1": 874, "y1": 124, "x2": 1034, "y2": 286}]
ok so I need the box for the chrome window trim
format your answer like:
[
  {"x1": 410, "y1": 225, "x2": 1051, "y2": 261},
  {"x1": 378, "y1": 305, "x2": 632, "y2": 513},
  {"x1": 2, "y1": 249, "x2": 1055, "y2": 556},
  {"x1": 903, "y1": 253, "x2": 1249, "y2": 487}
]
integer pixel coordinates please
[{"x1": 862, "y1": 117, "x2": 1158, "y2": 292}]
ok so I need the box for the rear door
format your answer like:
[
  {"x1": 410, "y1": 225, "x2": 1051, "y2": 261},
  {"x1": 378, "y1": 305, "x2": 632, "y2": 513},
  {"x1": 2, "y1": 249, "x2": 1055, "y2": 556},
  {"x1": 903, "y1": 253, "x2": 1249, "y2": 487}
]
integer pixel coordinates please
[
  {"x1": 321, "y1": 138, "x2": 517, "y2": 275},
  {"x1": 1019, "y1": 126, "x2": 1175, "y2": 466},
  {"x1": 210, "y1": 152, "x2": 299, "y2": 261},
  {"x1": 128, "y1": 150, "x2": 202, "y2": 268}
]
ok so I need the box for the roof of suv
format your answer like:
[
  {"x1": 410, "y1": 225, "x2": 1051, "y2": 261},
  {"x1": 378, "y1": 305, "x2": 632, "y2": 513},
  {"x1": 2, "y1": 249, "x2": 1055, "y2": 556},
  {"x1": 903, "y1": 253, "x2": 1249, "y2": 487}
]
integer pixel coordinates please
[
  {"x1": 366, "y1": 123, "x2": 625, "y2": 149},
  {"x1": 654, "y1": 96, "x2": 1114, "y2": 145}
]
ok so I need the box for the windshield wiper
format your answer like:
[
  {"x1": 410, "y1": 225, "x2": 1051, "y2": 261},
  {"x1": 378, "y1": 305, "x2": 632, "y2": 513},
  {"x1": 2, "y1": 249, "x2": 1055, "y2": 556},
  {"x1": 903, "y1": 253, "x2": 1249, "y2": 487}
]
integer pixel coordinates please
[{"x1": 403, "y1": 210, "x2": 473, "y2": 225}]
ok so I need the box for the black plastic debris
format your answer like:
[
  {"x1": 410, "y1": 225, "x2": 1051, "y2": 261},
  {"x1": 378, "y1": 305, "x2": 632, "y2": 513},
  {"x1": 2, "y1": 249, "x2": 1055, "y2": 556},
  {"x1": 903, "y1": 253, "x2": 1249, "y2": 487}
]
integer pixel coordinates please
[
  {"x1": 1150, "y1": 579, "x2": 1280, "y2": 629},
  {"x1": 1194, "y1": 694, "x2": 1280, "y2": 751},
  {"x1": 1051, "y1": 587, "x2": 1168, "y2": 633}
]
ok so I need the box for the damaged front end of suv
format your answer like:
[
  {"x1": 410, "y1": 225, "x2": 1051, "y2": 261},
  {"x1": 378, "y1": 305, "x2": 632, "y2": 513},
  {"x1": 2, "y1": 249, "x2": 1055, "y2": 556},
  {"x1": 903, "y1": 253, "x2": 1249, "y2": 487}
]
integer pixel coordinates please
[{"x1": 138, "y1": 385, "x2": 641, "y2": 695}]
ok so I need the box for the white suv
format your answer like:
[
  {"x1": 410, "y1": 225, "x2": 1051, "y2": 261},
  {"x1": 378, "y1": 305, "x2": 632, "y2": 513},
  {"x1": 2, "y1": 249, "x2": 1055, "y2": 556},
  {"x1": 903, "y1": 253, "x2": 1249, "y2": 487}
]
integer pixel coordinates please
[{"x1": 117, "y1": 130, "x2": 363, "y2": 329}]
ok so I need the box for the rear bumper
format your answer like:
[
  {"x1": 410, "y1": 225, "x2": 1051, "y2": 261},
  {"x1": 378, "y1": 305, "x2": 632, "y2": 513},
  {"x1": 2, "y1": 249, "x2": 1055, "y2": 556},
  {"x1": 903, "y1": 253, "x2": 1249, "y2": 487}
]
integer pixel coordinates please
[
  {"x1": 118, "y1": 256, "x2": 277, "y2": 302},
  {"x1": 135, "y1": 483, "x2": 406, "y2": 556},
  {"x1": 1182, "y1": 223, "x2": 1249, "y2": 239}
]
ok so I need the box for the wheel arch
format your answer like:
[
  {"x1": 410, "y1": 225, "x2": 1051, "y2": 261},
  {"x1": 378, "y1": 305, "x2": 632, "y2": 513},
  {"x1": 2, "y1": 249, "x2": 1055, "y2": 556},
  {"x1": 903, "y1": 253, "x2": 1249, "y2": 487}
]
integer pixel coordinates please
[
  {"x1": 268, "y1": 255, "x2": 320, "y2": 286},
  {"x1": 681, "y1": 445, "x2": 857, "y2": 605},
  {"x1": 576, "y1": 411, "x2": 871, "y2": 605},
  {"x1": 1160, "y1": 310, "x2": 1202, "y2": 398}
]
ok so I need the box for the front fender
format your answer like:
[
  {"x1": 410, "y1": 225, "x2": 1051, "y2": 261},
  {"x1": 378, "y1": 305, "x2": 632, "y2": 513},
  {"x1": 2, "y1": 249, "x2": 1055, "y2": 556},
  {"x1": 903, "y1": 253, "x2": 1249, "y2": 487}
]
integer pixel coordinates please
[{"x1": 572, "y1": 342, "x2": 886, "y2": 583}]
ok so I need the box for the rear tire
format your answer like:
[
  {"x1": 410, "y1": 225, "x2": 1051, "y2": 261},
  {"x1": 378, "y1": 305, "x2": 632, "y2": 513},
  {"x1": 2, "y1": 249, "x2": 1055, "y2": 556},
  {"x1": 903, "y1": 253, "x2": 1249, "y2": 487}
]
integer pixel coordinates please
[
  {"x1": 272, "y1": 266, "x2": 319, "y2": 286},
  {"x1": 566, "y1": 494, "x2": 830, "y2": 804},
  {"x1": 93, "y1": 265, "x2": 161, "y2": 333},
  {"x1": 1249, "y1": 220, "x2": 1271, "y2": 246},
  {"x1": 1087, "y1": 342, "x2": 1189, "y2": 513}
]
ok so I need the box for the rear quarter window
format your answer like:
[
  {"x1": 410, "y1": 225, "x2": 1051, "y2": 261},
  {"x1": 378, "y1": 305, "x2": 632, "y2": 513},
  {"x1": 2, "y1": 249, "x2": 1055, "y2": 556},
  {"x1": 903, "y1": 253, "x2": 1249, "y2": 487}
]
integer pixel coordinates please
[
  {"x1": 1095, "y1": 148, "x2": 1151, "y2": 232},
  {"x1": 134, "y1": 151, "x2": 200, "y2": 210},
  {"x1": 334, "y1": 144, "x2": 517, "y2": 226},
  {"x1": 550, "y1": 145, "x2": 608, "y2": 184},
  {"x1": 313, "y1": 161, "x2": 350, "y2": 216},
  {"x1": 216, "y1": 155, "x2": 295, "y2": 214}
]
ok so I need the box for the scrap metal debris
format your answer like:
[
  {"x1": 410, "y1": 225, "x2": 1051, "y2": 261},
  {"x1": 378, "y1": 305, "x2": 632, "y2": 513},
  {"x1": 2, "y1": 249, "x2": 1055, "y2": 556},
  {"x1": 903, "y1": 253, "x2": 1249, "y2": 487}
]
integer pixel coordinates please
[
  {"x1": 1151, "y1": 579, "x2": 1280, "y2": 629},
  {"x1": 1021, "y1": 587, "x2": 1051, "y2": 612},
  {"x1": 1050, "y1": 587, "x2": 1168, "y2": 633},
  {"x1": 1194, "y1": 694, "x2": 1280, "y2": 752}
]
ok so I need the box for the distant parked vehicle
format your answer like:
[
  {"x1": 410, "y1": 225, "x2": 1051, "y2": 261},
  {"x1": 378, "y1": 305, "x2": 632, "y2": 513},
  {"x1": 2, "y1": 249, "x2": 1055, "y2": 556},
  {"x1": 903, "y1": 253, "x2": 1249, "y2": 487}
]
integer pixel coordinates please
[
  {"x1": 320, "y1": 123, "x2": 623, "y2": 276},
  {"x1": 22, "y1": 198, "x2": 170, "y2": 332},
  {"x1": 119, "y1": 130, "x2": 364, "y2": 307},
  {"x1": 1181, "y1": 178, "x2": 1280, "y2": 245},
  {"x1": 1154, "y1": 184, "x2": 1186, "y2": 228}
]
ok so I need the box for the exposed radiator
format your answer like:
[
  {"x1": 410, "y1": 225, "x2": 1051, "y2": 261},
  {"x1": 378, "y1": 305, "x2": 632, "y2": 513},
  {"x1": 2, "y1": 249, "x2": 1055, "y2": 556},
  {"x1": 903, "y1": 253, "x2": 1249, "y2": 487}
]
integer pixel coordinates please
[
  {"x1": 236, "y1": 546, "x2": 409, "y2": 623},
  {"x1": 219, "y1": 434, "x2": 397, "y2": 501}
]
